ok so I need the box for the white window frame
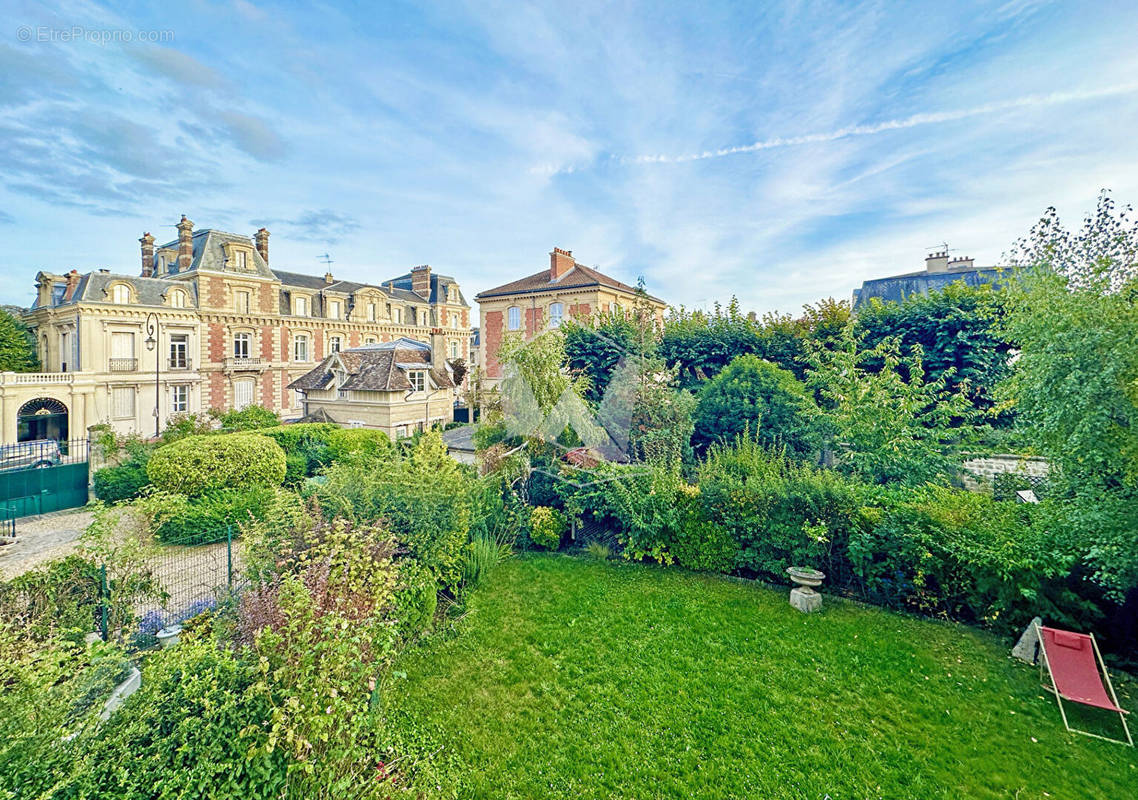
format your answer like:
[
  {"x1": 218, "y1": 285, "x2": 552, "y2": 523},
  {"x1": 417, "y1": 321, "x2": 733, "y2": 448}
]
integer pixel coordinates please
[
  {"x1": 169, "y1": 289, "x2": 186, "y2": 308},
  {"x1": 549, "y1": 302, "x2": 564, "y2": 327},
  {"x1": 170, "y1": 384, "x2": 188, "y2": 413},
  {"x1": 110, "y1": 284, "x2": 131, "y2": 304},
  {"x1": 234, "y1": 289, "x2": 251, "y2": 314},
  {"x1": 329, "y1": 335, "x2": 342, "y2": 353},
  {"x1": 294, "y1": 296, "x2": 308, "y2": 316},
  {"x1": 328, "y1": 299, "x2": 341, "y2": 320},
  {"x1": 507, "y1": 306, "x2": 521, "y2": 330},
  {"x1": 233, "y1": 332, "x2": 251, "y2": 359},
  {"x1": 293, "y1": 333, "x2": 309, "y2": 362},
  {"x1": 233, "y1": 378, "x2": 255, "y2": 410},
  {"x1": 112, "y1": 386, "x2": 135, "y2": 419}
]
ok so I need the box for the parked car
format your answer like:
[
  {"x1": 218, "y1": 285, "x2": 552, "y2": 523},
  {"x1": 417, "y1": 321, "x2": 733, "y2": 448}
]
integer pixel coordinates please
[{"x1": 0, "y1": 440, "x2": 62, "y2": 471}]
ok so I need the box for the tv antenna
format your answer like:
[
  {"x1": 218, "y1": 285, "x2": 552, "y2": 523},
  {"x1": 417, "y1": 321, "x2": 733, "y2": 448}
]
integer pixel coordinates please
[
  {"x1": 924, "y1": 242, "x2": 957, "y2": 254},
  {"x1": 318, "y1": 252, "x2": 334, "y2": 265}
]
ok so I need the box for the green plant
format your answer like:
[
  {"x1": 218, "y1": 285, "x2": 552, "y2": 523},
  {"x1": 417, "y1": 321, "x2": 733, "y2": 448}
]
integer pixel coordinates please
[
  {"x1": 92, "y1": 461, "x2": 151, "y2": 502},
  {"x1": 147, "y1": 433, "x2": 287, "y2": 496},
  {"x1": 584, "y1": 541, "x2": 611, "y2": 560},
  {"x1": 325, "y1": 427, "x2": 393, "y2": 463},
  {"x1": 394, "y1": 559, "x2": 439, "y2": 638},
  {"x1": 0, "y1": 307, "x2": 39, "y2": 372},
  {"x1": 462, "y1": 535, "x2": 509, "y2": 590},
  {"x1": 218, "y1": 404, "x2": 280, "y2": 431},
  {"x1": 152, "y1": 486, "x2": 301, "y2": 545},
  {"x1": 693, "y1": 353, "x2": 819, "y2": 456},
  {"x1": 529, "y1": 506, "x2": 565, "y2": 550}
]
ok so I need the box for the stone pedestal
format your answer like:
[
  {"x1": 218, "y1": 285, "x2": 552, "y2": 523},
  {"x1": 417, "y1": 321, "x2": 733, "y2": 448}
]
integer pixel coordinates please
[{"x1": 790, "y1": 586, "x2": 822, "y2": 613}]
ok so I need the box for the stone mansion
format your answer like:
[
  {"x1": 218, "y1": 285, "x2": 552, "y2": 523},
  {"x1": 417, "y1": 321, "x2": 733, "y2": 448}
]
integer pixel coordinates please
[{"x1": 4, "y1": 216, "x2": 472, "y2": 443}]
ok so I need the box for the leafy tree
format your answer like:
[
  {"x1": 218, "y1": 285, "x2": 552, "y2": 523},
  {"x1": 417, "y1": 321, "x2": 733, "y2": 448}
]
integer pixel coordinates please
[
  {"x1": 805, "y1": 326, "x2": 977, "y2": 486},
  {"x1": 563, "y1": 312, "x2": 651, "y2": 404},
  {"x1": 0, "y1": 309, "x2": 39, "y2": 372},
  {"x1": 217, "y1": 404, "x2": 279, "y2": 431},
  {"x1": 693, "y1": 354, "x2": 818, "y2": 456},
  {"x1": 855, "y1": 283, "x2": 1013, "y2": 423},
  {"x1": 1001, "y1": 192, "x2": 1138, "y2": 598}
]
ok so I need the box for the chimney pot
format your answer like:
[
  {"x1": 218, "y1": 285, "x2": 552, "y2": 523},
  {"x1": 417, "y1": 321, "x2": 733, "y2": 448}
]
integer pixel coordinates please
[
  {"x1": 550, "y1": 247, "x2": 575, "y2": 280},
  {"x1": 324, "y1": 271, "x2": 334, "y2": 285},
  {"x1": 411, "y1": 264, "x2": 431, "y2": 297}
]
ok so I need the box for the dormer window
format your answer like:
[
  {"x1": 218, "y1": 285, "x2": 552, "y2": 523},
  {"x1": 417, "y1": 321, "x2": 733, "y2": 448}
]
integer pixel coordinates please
[
  {"x1": 169, "y1": 289, "x2": 186, "y2": 308},
  {"x1": 110, "y1": 283, "x2": 131, "y2": 304},
  {"x1": 328, "y1": 299, "x2": 342, "y2": 319},
  {"x1": 235, "y1": 250, "x2": 248, "y2": 270},
  {"x1": 294, "y1": 296, "x2": 308, "y2": 316},
  {"x1": 408, "y1": 370, "x2": 426, "y2": 392}
]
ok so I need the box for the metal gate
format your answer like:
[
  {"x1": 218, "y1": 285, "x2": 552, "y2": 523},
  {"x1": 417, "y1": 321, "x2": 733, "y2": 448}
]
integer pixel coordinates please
[{"x1": 0, "y1": 439, "x2": 90, "y2": 518}]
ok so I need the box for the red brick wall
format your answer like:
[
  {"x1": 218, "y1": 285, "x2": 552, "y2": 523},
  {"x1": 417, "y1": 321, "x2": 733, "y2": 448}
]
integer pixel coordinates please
[
  {"x1": 260, "y1": 370, "x2": 275, "y2": 408},
  {"x1": 259, "y1": 284, "x2": 276, "y2": 314},
  {"x1": 569, "y1": 302, "x2": 591, "y2": 319},
  {"x1": 525, "y1": 306, "x2": 542, "y2": 337},
  {"x1": 209, "y1": 372, "x2": 226, "y2": 411},
  {"x1": 483, "y1": 310, "x2": 503, "y2": 378},
  {"x1": 207, "y1": 322, "x2": 226, "y2": 361},
  {"x1": 259, "y1": 326, "x2": 274, "y2": 360}
]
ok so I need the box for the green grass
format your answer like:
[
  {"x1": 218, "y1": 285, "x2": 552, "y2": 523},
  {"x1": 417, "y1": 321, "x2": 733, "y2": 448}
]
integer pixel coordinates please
[{"x1": 385, "y1": 554, "x2": 1137, "y2": 799}]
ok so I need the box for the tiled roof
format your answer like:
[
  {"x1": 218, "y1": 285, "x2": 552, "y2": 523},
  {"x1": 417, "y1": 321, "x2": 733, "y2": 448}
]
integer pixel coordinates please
[
  {"x1": 475, "y1": 263, "x2": 664, "y2": 304},
  {"x1": 288, "y1": 343, "x2": 454, "y2": 394}
]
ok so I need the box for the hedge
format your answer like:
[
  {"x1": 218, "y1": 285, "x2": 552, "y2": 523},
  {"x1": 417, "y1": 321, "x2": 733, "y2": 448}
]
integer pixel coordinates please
[
  {"x1": 146, "y1": 434, "x2": 286, "y2": 497},
  {"x1": 154, "y1": 487, "x2": 300, "y2": 545},
  {"x1": 92, "y1": 462, "x2": 151, "y2": 503}
]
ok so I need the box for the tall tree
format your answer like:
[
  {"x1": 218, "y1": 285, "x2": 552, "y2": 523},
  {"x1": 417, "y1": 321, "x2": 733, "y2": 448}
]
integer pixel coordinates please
[{"x1": 0, "y1": 309, "x2": 39, "y2": 372}]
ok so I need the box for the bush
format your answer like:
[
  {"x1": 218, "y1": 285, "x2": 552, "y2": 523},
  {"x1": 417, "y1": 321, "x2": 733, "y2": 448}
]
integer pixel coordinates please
[
  {"x1": 584, "y1": 541, "x2": 612, "y2": 560},
  {"x1": 529, "y1": 506, "x2": 565, "y2": 550},
  {"x1": 258, "y1": 423, "x2": 338, "y2": 477},
  {"x1": 670, "y1": 498, "x2": 737, "y2": 573},
  {"x1": 693, "y1": 353, "x2": 818, "y2": 455},
  {"x1": 153, "y1": 487, "x2": 301, "y2": 545},
  {"x1": 698, "y1": 437, "x2": 867, "y2": 582},
  {"x1": 53, "y1": 637, "x2": 287, "y2": 800},
  {"x1": 92, "y1": 462, "x2": 150, "y2": 503},
  {"x1": 394, "y1": 559, "x2": 438, "y2": 638},
  {"x1": 218, "y1": 404, "x2": 279, "y2": 431},
  {"x1": 326, "y1": 428, "x2": 393, "y2": 463},
  {"x1": 147, "y1": 433, "x2": 286, "y2": 497}
]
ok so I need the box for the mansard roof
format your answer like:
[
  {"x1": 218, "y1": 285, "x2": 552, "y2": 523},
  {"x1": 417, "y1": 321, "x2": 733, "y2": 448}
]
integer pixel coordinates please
[
  {"x1": 33, "y1": 270, "x2": 198, "y2": 309},
  {"x1": 288, "y1": 342, "x2": 453, "y2": 394}
]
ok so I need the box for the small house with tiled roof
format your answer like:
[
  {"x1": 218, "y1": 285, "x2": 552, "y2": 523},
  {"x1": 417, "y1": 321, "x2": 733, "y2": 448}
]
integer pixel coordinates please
[
  {"x1": 288, "y1": 338, "x2": 455, "y2": 438},
  {"x1": 474, "y1": 247, "x2": 668, "y2": 380}
]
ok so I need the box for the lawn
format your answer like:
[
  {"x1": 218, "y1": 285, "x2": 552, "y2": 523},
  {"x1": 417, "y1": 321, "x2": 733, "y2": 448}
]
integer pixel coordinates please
[{"x1": 385, "y1": 554, "x2": 1136, "y2": 800}]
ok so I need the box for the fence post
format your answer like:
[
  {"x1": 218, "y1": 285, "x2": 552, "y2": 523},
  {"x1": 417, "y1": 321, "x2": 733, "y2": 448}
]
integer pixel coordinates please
[
  {"x1": 227, "y1": 524, "x2": 233, "y2": 588},
  {"x1": 98, "y1": 564, "x2": 109, "y2": 641}
]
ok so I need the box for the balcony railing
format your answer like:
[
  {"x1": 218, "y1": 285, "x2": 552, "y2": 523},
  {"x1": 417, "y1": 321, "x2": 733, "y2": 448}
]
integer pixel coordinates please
[
  {"x1": 108, "y1": 358, "x2": 138, "y2": 372},
  {"x1": 224, "y1": 356, "x2": 266, "y2": 372},
  {"x1": 167, "y1": 357, "x2": 193, "y2": 370}
]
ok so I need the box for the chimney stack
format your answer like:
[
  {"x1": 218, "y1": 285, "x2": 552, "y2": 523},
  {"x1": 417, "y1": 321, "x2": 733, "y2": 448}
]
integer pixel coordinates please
[
  {"x1": 63, "y1": 269, "x2": 81, "y2": 302},
  {"x1": 254, "y1": 227, "x2": 270, "y2": 264},
  {"x1": 947, "y1": 256, "x2": 974, "y2": 270},
  {"x1": 139, "y1": 232, "x2": 155, "y2": 277},
  {"x1": 411, "y1": 264, "x2": 431, "y2": 298},
  {"x1": 925, "y1": 250, "x2": 949, "y2": 273},
  {"x1": 176, "y1": 215, "x2": 194, "y2": 272},
  {"x1": 550, "y1": 247, "x2": 574, "y2": 280},
  {"x1": 324, "y1": 271, "x2": 334, "y2": 285}
]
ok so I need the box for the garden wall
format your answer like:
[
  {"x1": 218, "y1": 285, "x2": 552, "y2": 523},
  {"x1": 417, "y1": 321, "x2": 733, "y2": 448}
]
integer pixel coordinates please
[{"x1": 961, "y1": 454, "x2": 1049, "y2": 492}]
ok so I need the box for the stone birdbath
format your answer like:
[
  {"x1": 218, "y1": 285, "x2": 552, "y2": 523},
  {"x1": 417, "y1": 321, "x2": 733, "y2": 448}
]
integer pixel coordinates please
[{"x1": 786, "y1": 566, "x2": 825, "y2": 613}]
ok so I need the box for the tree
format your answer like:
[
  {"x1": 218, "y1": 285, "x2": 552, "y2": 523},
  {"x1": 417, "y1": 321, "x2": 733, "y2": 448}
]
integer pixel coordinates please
[
  {"x1": 0, "y1": 309, "x2": 39, "y2": 372},
  {"x1": 805, "y1": 326, "x2": 977, "y2": 486},
  {"x1": 855, "y1": 283, "x2": 1013, "y2": 423},
  {"x1": 1001, "y1": 192, "x2": 1138, "y2": 599},
  {"x1": 693, "y1": 354, "x2": 818, "y2": 456}
]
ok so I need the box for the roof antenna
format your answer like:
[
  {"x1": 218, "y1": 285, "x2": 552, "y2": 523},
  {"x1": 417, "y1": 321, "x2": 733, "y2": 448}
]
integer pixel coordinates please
[{"x1": 318, "y1": 253, "x2": 334, "y2": 265}]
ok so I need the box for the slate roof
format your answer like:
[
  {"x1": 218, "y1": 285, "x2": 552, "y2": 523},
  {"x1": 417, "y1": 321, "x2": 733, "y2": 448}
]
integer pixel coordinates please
[
  {"x1": 853, "y1": 266, "x2": 1015, "y2": 308},
  {"x1": 155, "y1": 229, "x2": 275, "y2": 278},
  {"x1": 475, "y1": 263, "x2": 665, "y2": 304},
  {"x1": 386, "y1": 270, "x2": 469, "y2": 306},
  {"x1": 34, "y1": 270, "x2": 198, "y2": 309},
  {"x1": 289, "y1": 340, "x2": 454, "y2": 394}
]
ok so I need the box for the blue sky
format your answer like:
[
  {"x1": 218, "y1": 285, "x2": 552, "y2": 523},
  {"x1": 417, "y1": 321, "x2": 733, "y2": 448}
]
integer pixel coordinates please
[{"x1": 2, "y1": 0, "x2": 1137, "y2": 320}]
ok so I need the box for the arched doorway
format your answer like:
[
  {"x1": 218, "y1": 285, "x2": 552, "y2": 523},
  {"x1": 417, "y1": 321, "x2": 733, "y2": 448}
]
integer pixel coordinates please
[{"x1": 17, "y1": 398, "x2": 69, "y2": 443}]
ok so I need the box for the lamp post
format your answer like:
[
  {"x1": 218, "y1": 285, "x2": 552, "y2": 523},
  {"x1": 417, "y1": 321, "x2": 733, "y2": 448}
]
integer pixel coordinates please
[{"x1": 144, "y1": 312, "x2": 160, "y2": 438}]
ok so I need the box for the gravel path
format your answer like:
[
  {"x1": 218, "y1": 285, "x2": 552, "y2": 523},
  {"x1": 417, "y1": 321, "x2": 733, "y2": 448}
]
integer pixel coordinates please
[{"x1": 0, "y1": 509, "x2": 93, "y2": 580}]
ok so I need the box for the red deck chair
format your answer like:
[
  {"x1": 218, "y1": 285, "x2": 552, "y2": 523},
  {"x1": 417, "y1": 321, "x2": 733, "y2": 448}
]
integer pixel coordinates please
[{"x1": 1036, "y1": 624, "x2": 1133, "y2": 746}]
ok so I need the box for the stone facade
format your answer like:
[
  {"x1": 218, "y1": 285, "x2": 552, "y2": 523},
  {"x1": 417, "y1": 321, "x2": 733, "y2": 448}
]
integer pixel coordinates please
[
  {"x1": 960, "y1": 454, "x2": 1050, "y2": 492},
  {"x1": 475, "y1": 247, "x2": 668, "y2": 382},
  {"x1": 7, "y1": 217, "x2": 471, "y2": 443}
]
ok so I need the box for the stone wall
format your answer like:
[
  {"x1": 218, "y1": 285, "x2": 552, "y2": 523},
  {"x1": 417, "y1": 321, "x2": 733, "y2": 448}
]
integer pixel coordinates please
[{"x1": 961, "y1": 454, "x2": 1049, "y2": 492}]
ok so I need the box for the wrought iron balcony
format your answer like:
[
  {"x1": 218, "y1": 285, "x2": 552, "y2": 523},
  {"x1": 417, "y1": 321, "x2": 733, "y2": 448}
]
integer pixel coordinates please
[{"x1": 108, "y1": 358, "x2": 138, "y2": 372}]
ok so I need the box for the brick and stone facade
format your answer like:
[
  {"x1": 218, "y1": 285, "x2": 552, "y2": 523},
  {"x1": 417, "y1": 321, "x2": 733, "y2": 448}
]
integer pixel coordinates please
[{"x1": 7, "y1": 217, "x2": 472, "y2": 441}]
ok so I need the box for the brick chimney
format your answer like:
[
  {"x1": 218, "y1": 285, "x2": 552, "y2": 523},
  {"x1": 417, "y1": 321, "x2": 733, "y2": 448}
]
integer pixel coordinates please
[
  {"x1": 429, "y1": 328, "x2": 447, "y2": 370},
  {"x1": 254, "y1": 227, "x2": 270, "y2": 264},
  {"x1": 411, "y1": 264, "x2": 431, "y2": 298},
  {"x1": 550, "y1": 247, "x2": 574, "y2": 280},
  {"x1": 139, "y1": 232, "x2": 155, "y2": 277},
  {"x1": 925, "y1": 250, "x2": 949, "y2": 273},
  {"x1": 63, "y1": 269, "x2": 81, "y2": 302},
  {"x1": 176, "y1": 215, "x2": 194, "y2": 272}
]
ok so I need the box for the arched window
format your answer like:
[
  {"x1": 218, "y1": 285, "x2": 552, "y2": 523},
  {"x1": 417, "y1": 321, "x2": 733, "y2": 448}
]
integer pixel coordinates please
[
  {"x1": 507, "y1": 306, "x2": 521, "y2": 330},
  {"x1": 549, "y1": 302, "x2": 564, "y2": 327},
  {"x1": 110, "y1": 284, "x2": 131, "y2": 304},
  {"x1": 169, "y1": 289, "x2": 186, "y2": 308}
]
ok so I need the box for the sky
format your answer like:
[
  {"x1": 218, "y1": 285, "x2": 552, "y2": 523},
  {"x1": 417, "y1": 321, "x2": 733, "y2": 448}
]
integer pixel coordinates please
[{"x1": 2, "y1": 0, "x2": 1138, "y2": 321}]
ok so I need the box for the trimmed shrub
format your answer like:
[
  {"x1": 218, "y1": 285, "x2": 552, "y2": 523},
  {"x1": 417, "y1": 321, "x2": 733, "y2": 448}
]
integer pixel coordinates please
[
  {"x1": 147, "y1": 433, "x2": 286, "y2": 497},
  {"x1": 529, "y1": 506, "x2": 565, "y2": 550},
  {"x1": 217, "y1": 404, "x2": 279, "y2": 431},
  {"x1": 257, "y1": 423, "x2": 338, "y2": 476},
  {"x1": 326, "y1": 428, "x2": 393, "y2": 463},
  {"x1": 671, "y1": 500, "x2": 737, "y2": 573},
  {"x1": 154, "y1": 487, "x2": 300, "y2": 545},
  {"x1": 92, "y1": 462, "x2": 150, "y2": 503}
]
